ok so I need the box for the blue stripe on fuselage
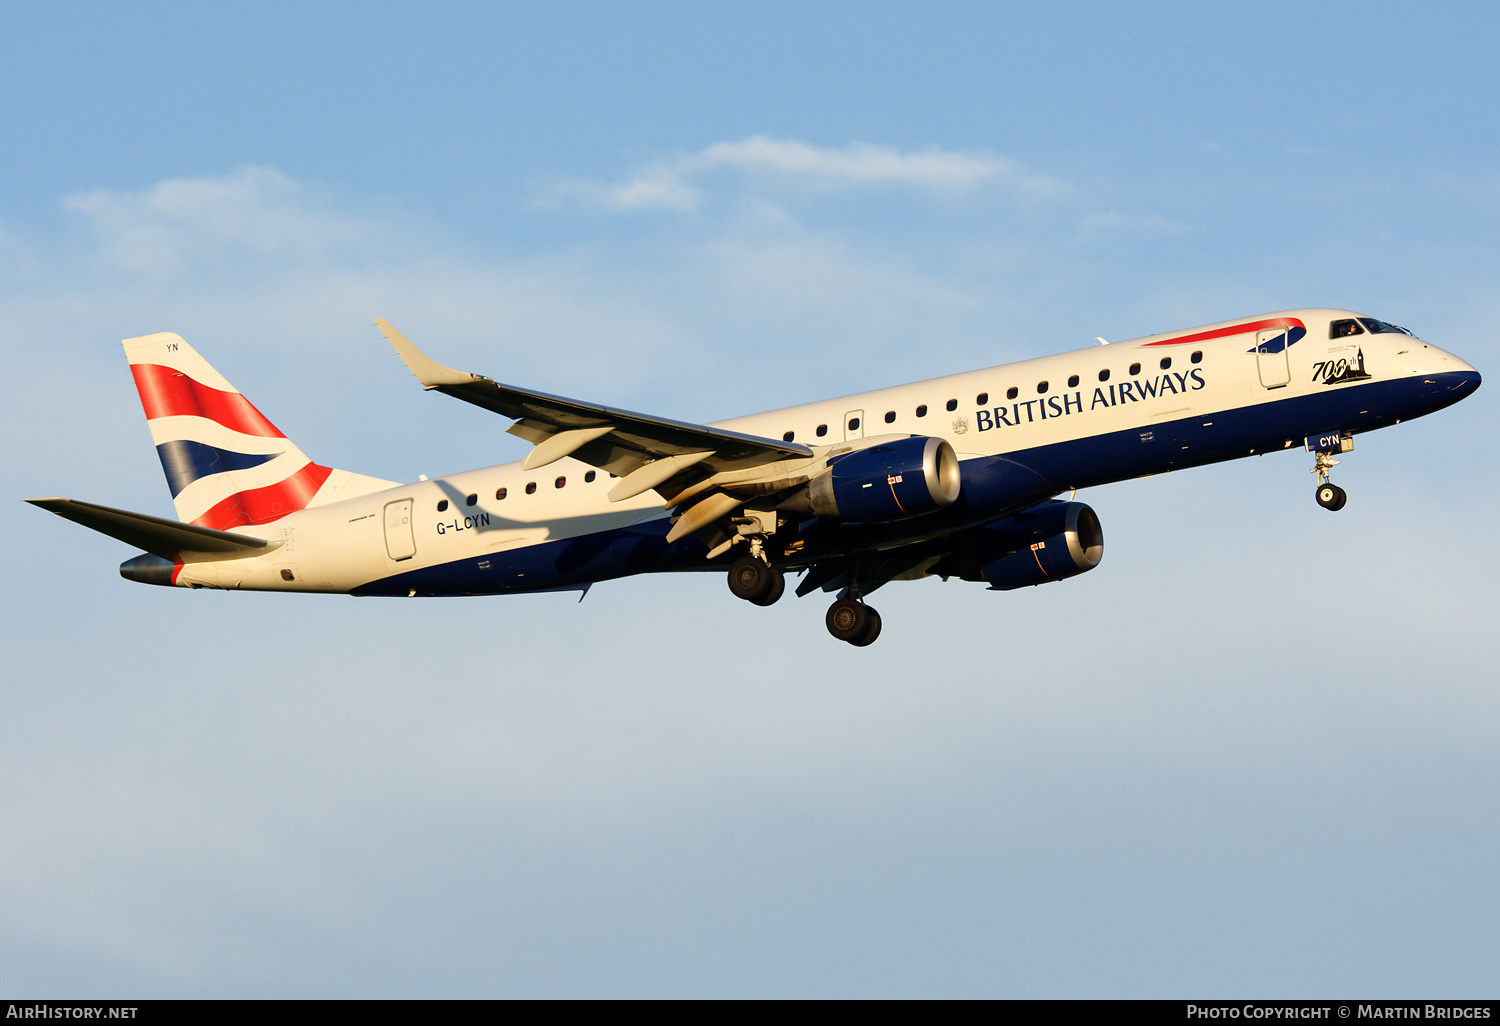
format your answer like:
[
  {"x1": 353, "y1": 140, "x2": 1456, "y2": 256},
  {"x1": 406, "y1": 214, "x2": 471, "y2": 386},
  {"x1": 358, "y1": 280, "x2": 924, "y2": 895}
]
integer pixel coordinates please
[
  {"x1": 350, "y1": 523, "x2": 714, "y2": 597},
  {"x1": 349, "y1": 371, "x2": 1480, "y2": 597}
]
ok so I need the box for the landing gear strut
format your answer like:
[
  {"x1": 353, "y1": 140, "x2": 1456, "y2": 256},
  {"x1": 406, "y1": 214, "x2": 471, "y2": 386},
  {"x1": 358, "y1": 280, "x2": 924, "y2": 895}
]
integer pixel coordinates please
[
  {"x1": 826, "y1": 597, "x2": 882, "y2": 647},
  {"x1": 1310, "y1": 449, "x2": 1348, "y2": 511}
]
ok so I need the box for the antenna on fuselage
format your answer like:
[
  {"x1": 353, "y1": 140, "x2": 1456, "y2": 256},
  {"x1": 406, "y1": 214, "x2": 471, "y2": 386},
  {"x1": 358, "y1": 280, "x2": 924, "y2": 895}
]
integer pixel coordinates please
[{"x1": 1095, "y1": 337, "x2": 1109, "y2": 345}]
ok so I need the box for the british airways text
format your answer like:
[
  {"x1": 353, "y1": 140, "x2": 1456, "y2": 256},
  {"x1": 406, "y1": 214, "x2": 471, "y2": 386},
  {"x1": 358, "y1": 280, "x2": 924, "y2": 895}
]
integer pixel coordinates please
[{"x1": 976, "y1": 369, "x2": 1206, "y2": 432}]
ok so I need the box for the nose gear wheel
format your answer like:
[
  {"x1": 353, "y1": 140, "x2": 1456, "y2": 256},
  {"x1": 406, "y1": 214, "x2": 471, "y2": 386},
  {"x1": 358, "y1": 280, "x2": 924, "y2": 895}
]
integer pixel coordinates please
[{"x1": 1315, "y1": 482, "x2": 1347, "y2": 510}]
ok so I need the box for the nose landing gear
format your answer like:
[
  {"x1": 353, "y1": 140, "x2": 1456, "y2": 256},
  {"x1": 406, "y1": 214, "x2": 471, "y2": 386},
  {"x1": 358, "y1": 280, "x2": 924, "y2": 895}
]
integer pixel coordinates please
[
  {"x1": 1310, "y1": 448, "x2": 1348, "y2": 511},
  {"x1": 1308, "y1": 435, "x2": 1356, "y2": 510}
]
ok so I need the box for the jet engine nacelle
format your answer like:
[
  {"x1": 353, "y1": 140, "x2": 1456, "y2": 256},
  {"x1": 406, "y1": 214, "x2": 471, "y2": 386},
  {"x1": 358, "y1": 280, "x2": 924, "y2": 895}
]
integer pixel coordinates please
[
  {"x1": 971, "y1": 501, "x2": 1104, "y2": 590},
  {"x1": 791, "y1": 436, "x2": 961, "y2": 522}
]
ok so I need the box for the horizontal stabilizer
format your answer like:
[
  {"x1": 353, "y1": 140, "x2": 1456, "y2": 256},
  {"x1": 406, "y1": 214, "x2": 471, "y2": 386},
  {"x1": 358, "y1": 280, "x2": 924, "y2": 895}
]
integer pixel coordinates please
[{"x1": 27, "y1": 497, "x2": 280, "y2": 563}]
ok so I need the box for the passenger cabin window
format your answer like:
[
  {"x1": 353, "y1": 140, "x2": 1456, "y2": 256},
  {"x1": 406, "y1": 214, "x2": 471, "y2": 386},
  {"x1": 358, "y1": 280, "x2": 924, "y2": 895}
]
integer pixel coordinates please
[
  {"x1": 1129, "y1": 362, "x2": 1141, "y2": 376},
  {"x1": 884, "y1": 411, "x2": 895, "y2": 423},
  {"x1": 555, "y1": 477, "x2": 566, "y2": 488},
  {"x1": 847, "y1": 417, "x2": 860, "y2": 431},
  {"x1": 1159, "y1": 357, "x2": 1171, "y2": 370},
  {"x1": 466, "y1": 493, "x2": 477, "y2": 506},
  {"x1": 584, "y1": 471, "x2": 596, "y2": 483},
  {"x1": 495, "y1": 487, "x2": 507, "y2": 500},
  {"x1": 816, "y1": 424, "x2": 828, "y2": 437},
  {"x1": 525, "y1": 482, "x2": 537, "y2": 495},
  {"x1": 1006, "y1": 387, "x2": 1018, "y2": 400},
  {"x1": 1067, "y1": 375, "x2": 1079, "y2": 388},
  {"x1": 437, "y1": 499, "x2": 449, "y2": 512},
  {"x1": 1330, "y1": 318, "x2": 1365, "y2": 339},
  {"x1": 946, "y1": 399, "x2": 958, "y2": 411},
  {"x1": 1098, "y1": 369, "x2": 1110, "y2": 381},
  {"x1": 783, "y1": 431, "x2": 795, "y2": 441},
  {"x1": 975, "y1": 393, "x2": 988, "y2": 406},
  {"x1": 915, "y1": 405, "x2": 927, "y2": 417},
  {"x1": 1037, "y1": 381, "x2": 1049, "y2": 394},
  {"x1": 1191, "y1": 351, "x2": 1202, "y2": 364}
]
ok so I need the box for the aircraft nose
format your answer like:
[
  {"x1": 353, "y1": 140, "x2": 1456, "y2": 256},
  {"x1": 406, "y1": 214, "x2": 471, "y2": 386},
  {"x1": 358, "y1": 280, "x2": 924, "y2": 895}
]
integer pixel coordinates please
[
  {"x1": 1434, "y1": 351, "x2": 1481, "y2": 393},
  {"x1": 1439, "y1": 349, "x2": 1480, "y2": 376},
  {"x1": 1423, "y1": 354, "x2": 1481, "y2": 405},
  {"x1": 1407, "y1": 342, "x2": 1480, "y2": 382}
]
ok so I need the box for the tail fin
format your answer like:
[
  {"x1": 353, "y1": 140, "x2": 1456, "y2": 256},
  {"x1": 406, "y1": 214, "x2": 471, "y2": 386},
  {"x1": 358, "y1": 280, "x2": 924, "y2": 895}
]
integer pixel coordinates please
[{"x1": 124, "y1": 332, "x2": 395, "y2": 529}]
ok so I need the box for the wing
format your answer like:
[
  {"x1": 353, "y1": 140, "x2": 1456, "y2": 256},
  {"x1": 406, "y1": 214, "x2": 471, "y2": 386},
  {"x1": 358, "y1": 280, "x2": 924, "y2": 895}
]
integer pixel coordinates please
[{"x1": 374, "y1": 319, "x2": 813, "y2": 503}]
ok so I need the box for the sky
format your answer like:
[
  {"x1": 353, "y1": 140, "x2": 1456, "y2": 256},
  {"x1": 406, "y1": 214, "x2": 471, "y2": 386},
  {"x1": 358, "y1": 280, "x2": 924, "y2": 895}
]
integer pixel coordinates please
[{"x1": 2, "y1": 0, "x2": 1498, "y2": 998}]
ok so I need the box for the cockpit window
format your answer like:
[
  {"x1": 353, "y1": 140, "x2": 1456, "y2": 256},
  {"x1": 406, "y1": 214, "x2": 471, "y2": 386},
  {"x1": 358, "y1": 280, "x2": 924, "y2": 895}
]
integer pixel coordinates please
[
  {"x1": 1330, "y1": 319, "x2": 1365, "y2": 338},
  {"x1": 1358, "y1": 317, "x2": 1413, "y2": 336}
]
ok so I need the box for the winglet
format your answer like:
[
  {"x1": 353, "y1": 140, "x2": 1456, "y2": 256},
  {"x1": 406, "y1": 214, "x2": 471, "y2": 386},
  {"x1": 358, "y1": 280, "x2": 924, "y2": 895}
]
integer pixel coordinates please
[{"x1": 373, "y1": 318, "x2": 479, "y2": 389}]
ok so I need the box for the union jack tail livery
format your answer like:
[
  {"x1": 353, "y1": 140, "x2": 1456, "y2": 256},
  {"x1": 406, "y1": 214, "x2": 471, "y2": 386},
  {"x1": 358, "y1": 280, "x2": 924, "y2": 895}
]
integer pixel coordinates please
[{"x1": 124, "y1": 332, "x2": 392, "y2": 530}]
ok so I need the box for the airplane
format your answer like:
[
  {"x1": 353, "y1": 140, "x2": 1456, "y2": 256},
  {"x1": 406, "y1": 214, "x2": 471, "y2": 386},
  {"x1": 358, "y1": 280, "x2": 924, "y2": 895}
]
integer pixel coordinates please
[{"x1": 29, "y1": 309, "x2": 1481, "y2": 646}]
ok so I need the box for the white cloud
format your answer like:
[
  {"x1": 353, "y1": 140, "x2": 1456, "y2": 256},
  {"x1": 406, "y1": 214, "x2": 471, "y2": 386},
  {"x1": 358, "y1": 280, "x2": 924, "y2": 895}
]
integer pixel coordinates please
[
  {"x1": 554, "y1": 136, "x2": 1065, "y2": 213},
  {"x1": 558, "y1": 166, "x2": 702, "y2": 212},
  {"x1": 692, "y1": 136, "x2": 1035, "y2": 190},
  {"x1": 1078, "y1": 210, "x2": 1191, "y2": 238},
  {"x1": 63, "y1": 166, "x2": 374, "y2": 275}
]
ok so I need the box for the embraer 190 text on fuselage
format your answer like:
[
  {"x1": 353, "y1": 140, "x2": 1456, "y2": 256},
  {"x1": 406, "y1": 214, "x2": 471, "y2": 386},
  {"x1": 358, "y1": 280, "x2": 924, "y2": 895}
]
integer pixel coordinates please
[{"x1": 30, "y1": 309, "x2": 1481, "y2": 646}]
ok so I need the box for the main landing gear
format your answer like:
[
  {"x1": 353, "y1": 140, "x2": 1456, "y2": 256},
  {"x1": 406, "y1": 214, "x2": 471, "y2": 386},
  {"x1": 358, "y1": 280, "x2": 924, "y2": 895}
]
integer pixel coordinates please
[
  {"x1": 1310, "y1": 449, "x2": 1348, "y2": 511},
  {"x1": 724, "y1": 551, "x2": 882, "y2": 646},
  {"x1": 825, "y1": 596, "x2": 882, "y2": 647},
  {"x1": 727, "y1": 553, "x2": 784, "y2": 606}
]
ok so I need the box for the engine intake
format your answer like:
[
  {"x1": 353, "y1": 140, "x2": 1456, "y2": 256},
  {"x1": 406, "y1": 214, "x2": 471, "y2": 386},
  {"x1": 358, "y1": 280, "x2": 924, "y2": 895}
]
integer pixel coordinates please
[
  {"x1": 794, "y1": 436, "x2": 961, "y2": 522},
  {"x1": 971, "y1": 501, "x2": 1104, "y2": 590}
]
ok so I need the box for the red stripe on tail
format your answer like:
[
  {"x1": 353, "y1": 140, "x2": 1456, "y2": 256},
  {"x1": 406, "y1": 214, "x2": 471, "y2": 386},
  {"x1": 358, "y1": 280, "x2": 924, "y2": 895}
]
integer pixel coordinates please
[
  {"x1": 191, "y1": 462, "x2": 333, "y2": 530},
  {"x1": 130, "y1": 364, "x2": 286, "y2": 438}
]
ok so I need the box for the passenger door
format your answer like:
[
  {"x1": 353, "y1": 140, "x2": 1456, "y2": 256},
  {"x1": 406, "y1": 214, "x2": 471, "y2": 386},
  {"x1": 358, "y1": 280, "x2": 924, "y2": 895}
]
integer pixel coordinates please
[
  {"x1": 383, "y1": 499, "x2": 416, "y2": 561},
  {"x1": 1255, "y1": 329, "x2": 1291, "y2": 389}
]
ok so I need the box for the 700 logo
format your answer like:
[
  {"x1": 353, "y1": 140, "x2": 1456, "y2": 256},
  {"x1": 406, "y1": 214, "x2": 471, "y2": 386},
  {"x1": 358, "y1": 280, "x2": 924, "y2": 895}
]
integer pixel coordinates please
[{"x1": 1312, "y1": 348, "x2": 1371, "y2": 386}]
